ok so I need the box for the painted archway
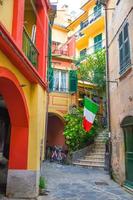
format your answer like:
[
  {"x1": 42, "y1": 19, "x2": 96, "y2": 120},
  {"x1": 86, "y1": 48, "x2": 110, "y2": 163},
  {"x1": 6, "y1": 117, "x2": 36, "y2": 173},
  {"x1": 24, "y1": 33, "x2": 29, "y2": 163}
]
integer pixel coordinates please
[
  {"x1": 47, "y1": 112, "x2": 65, "y2": 147},
  {"x1": 0, "y1": 67, "x2": 29, "y2": 169}
]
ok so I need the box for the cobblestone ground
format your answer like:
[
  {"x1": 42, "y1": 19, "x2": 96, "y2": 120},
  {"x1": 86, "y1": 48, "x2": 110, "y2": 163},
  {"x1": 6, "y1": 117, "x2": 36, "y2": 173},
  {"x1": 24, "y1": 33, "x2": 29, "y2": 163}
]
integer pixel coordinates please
[
  {"x1": 0, "y1": 162, "x2": 133, "y2": 200},
  {"x1": 39, "y1": 161, "x2": 133, "y2": 200}
]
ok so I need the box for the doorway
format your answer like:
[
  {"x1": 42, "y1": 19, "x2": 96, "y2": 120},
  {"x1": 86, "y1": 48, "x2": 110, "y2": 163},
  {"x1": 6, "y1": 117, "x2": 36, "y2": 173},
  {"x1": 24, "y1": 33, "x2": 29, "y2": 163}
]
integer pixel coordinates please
[
  {"x1": 121, "y1": 116, "x2": 133, "y2": 188},
  {"x1": 0, "y1": 96, "x2": 10, "y2": 195}
]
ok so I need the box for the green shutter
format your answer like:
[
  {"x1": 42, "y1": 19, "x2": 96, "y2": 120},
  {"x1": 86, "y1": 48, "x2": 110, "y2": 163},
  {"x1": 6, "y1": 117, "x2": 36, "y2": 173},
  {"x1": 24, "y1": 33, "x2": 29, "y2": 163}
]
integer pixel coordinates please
[
  {"x1": 94, "y1": 33, "x2": 102, "y2": 51},
  {"x1": 119, "y1": 23, "x2": 130, "y2": 73},
  {"x1": 48, "y1": 24, "x2": 52, "y2": 68},
  {"x1": 47, "y1": 23, "x2": 53, "y2": 91},
  {"x1": 48, "y1": 66, "x2": 53, "y2": 91},
  {"x1": 69, "y1": 70, "x2": 77, "y2": 93}
]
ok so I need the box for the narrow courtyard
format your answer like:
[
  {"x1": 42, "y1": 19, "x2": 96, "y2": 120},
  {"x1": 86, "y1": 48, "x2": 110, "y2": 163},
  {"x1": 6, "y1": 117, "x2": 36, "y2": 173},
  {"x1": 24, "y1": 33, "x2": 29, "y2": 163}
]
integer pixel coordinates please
[{"x1": 40, "y1": 162, "x2": 133, "y2": 200}]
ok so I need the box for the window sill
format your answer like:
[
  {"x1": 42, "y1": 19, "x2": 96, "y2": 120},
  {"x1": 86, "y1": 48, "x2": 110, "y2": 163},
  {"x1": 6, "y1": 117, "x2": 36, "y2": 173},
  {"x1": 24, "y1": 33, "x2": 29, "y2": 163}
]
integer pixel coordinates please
[
  {"x1": 50, "y1": 90, "x2": 69, "y2": 94},
  {"x1": 119, "y1": 64, "x2": 132, "y2": 81}
]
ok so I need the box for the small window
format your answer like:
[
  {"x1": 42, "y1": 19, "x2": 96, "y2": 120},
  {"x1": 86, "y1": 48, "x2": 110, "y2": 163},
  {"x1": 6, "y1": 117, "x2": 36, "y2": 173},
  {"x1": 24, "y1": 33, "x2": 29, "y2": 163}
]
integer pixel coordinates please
[
  {"x1": 118, "y1": 23, "x2": 131, "y2": 74},
  {"x1": 80, "y1": 48, "x2": 87, "y2": 60}
]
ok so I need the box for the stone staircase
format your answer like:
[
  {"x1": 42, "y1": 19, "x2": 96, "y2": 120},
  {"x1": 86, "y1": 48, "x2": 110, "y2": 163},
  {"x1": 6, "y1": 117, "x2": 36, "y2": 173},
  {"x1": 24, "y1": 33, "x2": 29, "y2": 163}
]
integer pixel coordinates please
[{"x1": 73, "y1": 130, "x2": 108, "y2": 168}]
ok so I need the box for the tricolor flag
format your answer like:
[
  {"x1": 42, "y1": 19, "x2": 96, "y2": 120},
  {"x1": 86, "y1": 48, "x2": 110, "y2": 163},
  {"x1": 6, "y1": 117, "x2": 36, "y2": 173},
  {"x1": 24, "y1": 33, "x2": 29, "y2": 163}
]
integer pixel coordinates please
[{"x1": 83, "y1": 97, "x2": 99, "y2": 132}]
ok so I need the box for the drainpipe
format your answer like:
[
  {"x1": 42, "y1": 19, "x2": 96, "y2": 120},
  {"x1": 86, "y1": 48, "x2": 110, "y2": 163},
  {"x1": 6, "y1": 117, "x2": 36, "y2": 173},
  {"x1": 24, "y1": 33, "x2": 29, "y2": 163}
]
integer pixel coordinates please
[{"x1": 104, "y1": 4, "x2": 112, "y2": 177}]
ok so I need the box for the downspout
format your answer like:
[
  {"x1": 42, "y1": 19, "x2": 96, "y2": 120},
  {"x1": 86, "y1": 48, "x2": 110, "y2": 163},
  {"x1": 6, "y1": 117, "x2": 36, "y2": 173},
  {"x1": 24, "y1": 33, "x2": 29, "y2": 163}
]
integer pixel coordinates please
[{"x1": 105, "y1": 4, "x2": 112, "y2": 176}]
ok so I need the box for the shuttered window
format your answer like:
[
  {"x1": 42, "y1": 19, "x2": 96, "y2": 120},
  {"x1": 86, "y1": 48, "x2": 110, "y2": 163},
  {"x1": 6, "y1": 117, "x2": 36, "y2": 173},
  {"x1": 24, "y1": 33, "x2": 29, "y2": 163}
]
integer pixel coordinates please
[
  {"x1": 48, "y1": 66, "x2": 53, "y2": 91},
  {"x1": 48, "y1": 24, "x2": 53, "y2": 91},
  {"x1": 119, "y1": 23, "x2": 131, "y2": 74}
]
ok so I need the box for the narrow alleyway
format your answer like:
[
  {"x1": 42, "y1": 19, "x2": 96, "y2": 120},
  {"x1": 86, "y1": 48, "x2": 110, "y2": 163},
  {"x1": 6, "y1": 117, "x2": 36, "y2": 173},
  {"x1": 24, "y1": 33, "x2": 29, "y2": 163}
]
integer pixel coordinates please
[{"x1": 40, "y1": 162, "x2": 133, "y2": 200}]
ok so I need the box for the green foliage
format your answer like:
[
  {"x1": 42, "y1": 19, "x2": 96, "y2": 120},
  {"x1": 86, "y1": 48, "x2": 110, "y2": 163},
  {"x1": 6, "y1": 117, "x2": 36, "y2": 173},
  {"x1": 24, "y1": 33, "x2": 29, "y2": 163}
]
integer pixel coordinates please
[
  {"x1": 39, "y1": 176, "x2": 47, "y2": 189},
  {"x1": 77, "y1": 49, "x2": 106, "y2": 91},
  {"x1": 64, "y1": 108, "x2": 99, "y2": 152}
]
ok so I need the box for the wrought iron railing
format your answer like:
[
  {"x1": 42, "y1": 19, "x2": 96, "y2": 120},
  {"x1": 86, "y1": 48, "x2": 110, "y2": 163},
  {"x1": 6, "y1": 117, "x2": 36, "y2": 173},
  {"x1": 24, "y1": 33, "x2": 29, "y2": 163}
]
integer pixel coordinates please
[
  {"x1": 22, "y1": 28, "x2": 39, "y2": 68},
  {"x1": 80, "y1": 7, "x2": 103, "y2": 31},
  {"x1": 75, "y1": 7, "x2": 104, "y2": 40}
]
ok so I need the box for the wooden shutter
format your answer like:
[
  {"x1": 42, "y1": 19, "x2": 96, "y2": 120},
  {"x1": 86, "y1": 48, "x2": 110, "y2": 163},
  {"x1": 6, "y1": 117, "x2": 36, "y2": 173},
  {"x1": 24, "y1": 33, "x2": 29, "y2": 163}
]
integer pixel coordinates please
[
  {"x1": 94, "y1": 34, "x2": 102, "y2": 51},
  {"x1": 48, "y1": 24, "x2": 53, "y2": 91},
  {"x1": 119, "y1": 23, "x2": 130, "y2": 73},
  {"x1": 48, "y1": 66, "x2": 53, "y2": 91},
  {"x1": 119, "y1": 31, "x2": 124, "y2": 69},
  {"x1": 69, "y1": 70, "x2": 77, "y2": 93},
  {"x1": 124, "y1": 23, "x2": 130, "y2": 65}
]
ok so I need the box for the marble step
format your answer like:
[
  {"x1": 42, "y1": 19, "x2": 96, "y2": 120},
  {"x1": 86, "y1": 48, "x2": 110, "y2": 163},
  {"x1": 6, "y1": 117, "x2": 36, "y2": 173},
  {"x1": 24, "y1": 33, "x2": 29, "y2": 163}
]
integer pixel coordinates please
[
  {"x1": 89, "y1": 149, "x2": 105, "y2": 153},
  {"x1": 87, "y1": 152, "x2": 105, "y2": 157},
  {"x1": 73, "y1": 162, "x2": 104, "y2": 168},
  {"x1": 77, "y1": 159, "x2": 104, "y2": 164},
  {"x1": 84, "y1": 156, "x2": 104, "y2": 161}
]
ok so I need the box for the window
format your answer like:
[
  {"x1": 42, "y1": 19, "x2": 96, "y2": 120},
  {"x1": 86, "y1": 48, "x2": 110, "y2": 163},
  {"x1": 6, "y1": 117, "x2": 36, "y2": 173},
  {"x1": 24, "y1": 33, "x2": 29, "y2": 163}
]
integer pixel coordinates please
[
  {"x1": 53, "y1": 69, "x2": 68, "y2": 92},
  {"x1": 94, "y1": 4, "x2": 101, "y2": 19},
  {"x1": 80, "y1": 48, "x2": 87, "y2": 60},
  {"x1": 119, "y1": 23, "x2": 131, "y2": 74},
  {"x1": 94, "y1": 33, "x2": 102, "y2": 52}
]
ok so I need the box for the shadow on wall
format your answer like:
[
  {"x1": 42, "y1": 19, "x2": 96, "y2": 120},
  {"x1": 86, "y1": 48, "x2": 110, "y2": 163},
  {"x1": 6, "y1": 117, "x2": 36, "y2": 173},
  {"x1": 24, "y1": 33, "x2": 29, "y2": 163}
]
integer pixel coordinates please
[{"x1": 47, "y1": 114, "x2": 65, "y2": 147}]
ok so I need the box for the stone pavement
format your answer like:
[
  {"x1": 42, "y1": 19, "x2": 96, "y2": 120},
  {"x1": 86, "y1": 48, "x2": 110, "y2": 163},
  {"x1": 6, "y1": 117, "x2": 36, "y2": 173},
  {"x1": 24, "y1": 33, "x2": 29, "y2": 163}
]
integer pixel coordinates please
[
  {"x1": 1, "y1": 162, "x2": 133, "y2": 200},
  {"x1": 39, "y1": 161, "x2": 133, "y2": 200}
]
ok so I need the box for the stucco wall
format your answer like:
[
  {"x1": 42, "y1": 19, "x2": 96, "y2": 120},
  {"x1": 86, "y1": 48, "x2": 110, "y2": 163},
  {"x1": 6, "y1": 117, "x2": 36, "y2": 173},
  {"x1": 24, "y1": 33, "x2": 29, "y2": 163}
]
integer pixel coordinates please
[
  {"x1": 0, "y1": 0, "x2": 14, "y2": 33},
  {"x1": 0, "y1": 50, "x2": 47, "y2": 171},
  {"x1": 107, "y1": 0, "x2": 133, "y2": 184}
]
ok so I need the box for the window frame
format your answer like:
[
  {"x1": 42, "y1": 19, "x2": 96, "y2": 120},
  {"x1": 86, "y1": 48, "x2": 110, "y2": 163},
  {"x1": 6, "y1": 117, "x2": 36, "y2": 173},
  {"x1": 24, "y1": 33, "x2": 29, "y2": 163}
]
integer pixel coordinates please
[{"x1": 53, "y1": 69, "x2": 68, "y2": 93}]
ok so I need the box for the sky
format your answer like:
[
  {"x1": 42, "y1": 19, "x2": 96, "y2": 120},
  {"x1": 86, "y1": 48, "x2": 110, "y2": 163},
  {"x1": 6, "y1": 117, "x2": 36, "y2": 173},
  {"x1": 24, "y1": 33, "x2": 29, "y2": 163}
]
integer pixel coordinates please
[
  {"x1": 50, "y1": 0, "x2": 81, "y2": 13},
  {"x1": 58, "y1": 0, "x2": 81, "y2": 12}
]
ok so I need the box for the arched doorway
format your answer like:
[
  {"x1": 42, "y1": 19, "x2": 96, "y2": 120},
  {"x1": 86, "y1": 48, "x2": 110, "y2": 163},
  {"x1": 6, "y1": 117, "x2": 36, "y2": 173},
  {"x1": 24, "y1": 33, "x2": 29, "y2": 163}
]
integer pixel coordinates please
[
  {"x1": 47, "y1": 113, "x2": 65, "y2": 148},
  {"x1": 121, "y1": 116, "x2": 133, "y2": 188},
  {"x1": 0, "y1": 68, "x2": 29, "y2": 195},
  {"x1": 0, "y1": 96, "x2": 10, "y2": 194}
]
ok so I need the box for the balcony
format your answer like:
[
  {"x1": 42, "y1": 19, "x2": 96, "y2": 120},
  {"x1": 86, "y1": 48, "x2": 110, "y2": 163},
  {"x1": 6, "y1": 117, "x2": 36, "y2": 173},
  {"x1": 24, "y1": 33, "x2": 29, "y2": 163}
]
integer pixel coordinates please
[
  {"x1": 80, "y1": 7, "x2": 103, "y2": 31},
  {"x1": 22, "y1": 28, "x2": 39, "y2": 68},
  {"x1": 52, "y1": 49, "x2": 69, "y2": 56},
  {"x1": 76, "y1": 8, "x2": 104, "y2": 43}
]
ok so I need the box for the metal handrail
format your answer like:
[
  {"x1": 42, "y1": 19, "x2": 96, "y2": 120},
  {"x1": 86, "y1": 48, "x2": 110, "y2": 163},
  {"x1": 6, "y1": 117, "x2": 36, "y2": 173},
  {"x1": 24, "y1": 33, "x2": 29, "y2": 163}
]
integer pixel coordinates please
[{"x1": 22, "y1": 27, "x2": 39, "y2": 68}]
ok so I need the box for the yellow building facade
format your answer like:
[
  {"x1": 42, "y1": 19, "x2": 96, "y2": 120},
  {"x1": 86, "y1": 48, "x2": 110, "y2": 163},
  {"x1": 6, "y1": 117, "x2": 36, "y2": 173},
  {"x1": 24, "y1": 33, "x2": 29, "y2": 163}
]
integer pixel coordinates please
[
  {"x1": 0, "y1": 0, "x2": 54, "y2": 198},
  {"x1": 66, "y1": 0, "x2": 105, "y2": 119},
  {"x1": 67, "y1": 0, "x2": 105, "y2": 59}
]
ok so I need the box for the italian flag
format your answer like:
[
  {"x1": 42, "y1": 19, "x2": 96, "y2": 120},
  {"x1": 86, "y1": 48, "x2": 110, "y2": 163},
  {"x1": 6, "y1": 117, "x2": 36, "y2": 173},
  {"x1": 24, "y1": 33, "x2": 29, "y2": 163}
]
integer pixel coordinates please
[{"x1": 83, "y1": 97, "x2": 99, "y2": 132}]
